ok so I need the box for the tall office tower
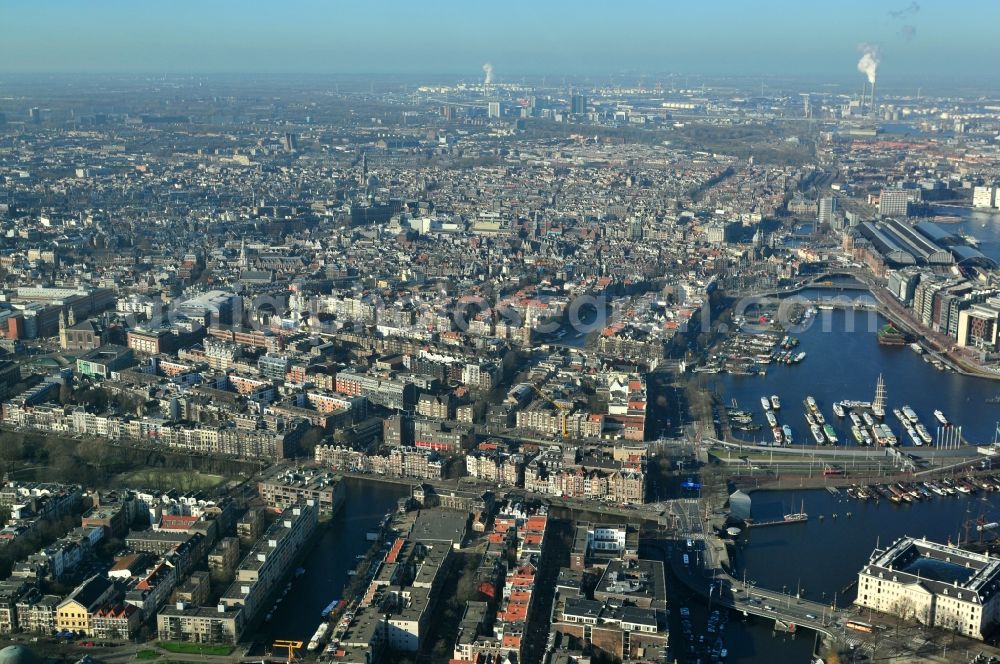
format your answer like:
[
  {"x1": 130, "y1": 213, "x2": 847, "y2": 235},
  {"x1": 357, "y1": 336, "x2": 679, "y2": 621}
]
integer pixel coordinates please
[
  {"x1": 818, "y1": 196, "x2": 837, "y2": 226},
  {"x1": 29, "y1": 107, "x2": 40, "y2": 124},
  {"x1": 282, "y1": 133, "x2": 298, "y2": 153},
  {"x1": 570, "y1": 94, "x2": 586, "y2": 115},
  {"x1": 488, "y1": 102, "x2": 501, "y2": 119},
  {"x1": 879, "y1": 189, "x2": 912, "y2": 218}
]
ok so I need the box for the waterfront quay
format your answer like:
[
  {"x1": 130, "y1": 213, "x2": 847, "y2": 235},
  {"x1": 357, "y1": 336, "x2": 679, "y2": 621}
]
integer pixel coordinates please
[{"x1": 665, "y1": 482, "x2": 1000, "y2": 663}]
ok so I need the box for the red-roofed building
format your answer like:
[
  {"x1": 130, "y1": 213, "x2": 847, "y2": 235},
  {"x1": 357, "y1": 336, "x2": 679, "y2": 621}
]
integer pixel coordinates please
[
  {"x1": 158, "y1": 514, "x2": 199, "y2": 531},
  {"x1": 92, "y1": 603, "x2": 140, "y2": 639}
]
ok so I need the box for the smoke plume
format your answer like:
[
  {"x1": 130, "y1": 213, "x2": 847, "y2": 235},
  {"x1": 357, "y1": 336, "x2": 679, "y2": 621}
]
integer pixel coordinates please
[
  {"x1": 856, "y1": 45, "x2": 879, "y2": 85},
  {"x1": 482, "y1": 63, "x2": 494, "y2": 86},
  {"x1": 888, "y1": 1, "x2": 920, "y2": 19}
]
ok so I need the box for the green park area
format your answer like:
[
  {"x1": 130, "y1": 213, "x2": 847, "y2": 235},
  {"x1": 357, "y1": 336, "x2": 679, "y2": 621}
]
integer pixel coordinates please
[
  {"x1": 118, "y1": 469, "x2": 228, "y2": 492},
  {"x1": 156, "y1": 642, "x2": 234, "y2": 656}
]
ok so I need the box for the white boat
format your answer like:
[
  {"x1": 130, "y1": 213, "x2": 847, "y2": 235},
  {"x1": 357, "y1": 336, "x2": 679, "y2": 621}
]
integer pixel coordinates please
[
  {"x1": 934, "y1": 409, "x2": 949, "y2": 426},
  {"x1": 308, "y1": 623, "x2": 330, "y2": 652},
  {"x1": 907, "y1": 427, "x2": 922, "y2": 446},
  {"x1": 806, "y1": 396, "x2": 817, "y2": 412},
  {"x1": 766, "y1": 411, "x2": 778, "y2": 427},
  {"x1": 771, "y1": 395, "x2": 781, "y2": 410},
  {"x1": 862, "y1": 412, "x2": 875, "y2": 427},
  {"x1": 850, "y1": 412, "x2": 861, "y2": 427},
  {"x1": 815, "y1": 411, "x2": 826, "y2": 425},
  {"x1": 761, "y1": 397, "x2": 771, "y2": 411},
  {"x1": 861, "y1": 429, "x2": 872, "y2": 445},
  {"x1": 916, "y1": 423, "x2": 932, "y2": 444},
  {"x1": 902, "y1": 406, "x2": 918, "y2": 423},
  {"x1": 805, "y1": 412, "x2": 816, "y2": 426},
  {"x1": 909, "y1": 342, "x2": 924, "y2": 354},
  {"x1": 811, "y1": 424, "x2": 826, "y2": 444},
  {"x1": 893, "y1": 408, "x2": 906, "y2": 423},
  {"x1": 833, "y1": 402, "x2": 845, "y2": 418}
]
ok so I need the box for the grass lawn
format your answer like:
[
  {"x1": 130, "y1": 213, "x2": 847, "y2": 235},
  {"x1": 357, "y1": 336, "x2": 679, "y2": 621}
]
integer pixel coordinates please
[
  {"x1": 118, "y1": 469, "x2": 227, "y2": 492},
  {"x1": 135, "y1": 651, "x2": 161, "y2": 660},
  {"x1": 156, "y1": 642, "x2": 233, "y2": 656}
]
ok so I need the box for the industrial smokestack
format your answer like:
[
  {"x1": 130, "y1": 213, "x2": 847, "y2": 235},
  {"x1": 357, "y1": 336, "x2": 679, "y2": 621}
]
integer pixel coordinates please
[
  {"x1": 870, "y1": 76, "x2": 877, "y2": 119},
  {"x1": 482, "y1": 63, "x2": 494, "y2": 86},
  {"x1": 856, "y1": 44, "x2": 879, "y2": 120}
]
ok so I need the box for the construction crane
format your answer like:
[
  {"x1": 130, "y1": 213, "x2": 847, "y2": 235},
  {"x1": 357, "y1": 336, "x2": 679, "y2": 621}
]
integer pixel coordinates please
[
  {"x1": 530, "y1": 384, "x2": 570, "y2": 439},
  {"x1": 272, "y1": 640, "x2": 303, "y2": 664}
]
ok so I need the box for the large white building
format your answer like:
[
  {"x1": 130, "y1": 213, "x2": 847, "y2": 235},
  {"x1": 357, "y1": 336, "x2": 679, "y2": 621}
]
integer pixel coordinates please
[
  {"x1": 856, "y1": 537, "x2": 1000, "y2": 639},
  {"x1": 973, "y1": 186, "x2": 996, "y2": 209}
]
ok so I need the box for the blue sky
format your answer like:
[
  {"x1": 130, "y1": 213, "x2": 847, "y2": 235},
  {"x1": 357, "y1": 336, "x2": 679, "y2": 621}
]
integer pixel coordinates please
[{"x1": 0, "y1": 1, "x2": 994, "y2": 80}]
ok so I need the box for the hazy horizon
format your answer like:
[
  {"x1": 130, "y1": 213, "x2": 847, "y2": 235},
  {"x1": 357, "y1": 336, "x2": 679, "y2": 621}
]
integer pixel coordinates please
[{"x1": 1, "y1": 0, "x2": 996, "y2": 83}]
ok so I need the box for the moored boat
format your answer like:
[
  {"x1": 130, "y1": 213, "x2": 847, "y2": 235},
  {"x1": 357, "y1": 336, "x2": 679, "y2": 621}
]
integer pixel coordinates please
[
  {"x1": 771, "y1": 395, "x2": 781, "y2": 410},
  {"x1": 833, "y1": 402, "x2": 845, "y2": 418},
  {"x1": 823, "y1": 424, "x2": 838, "y2": 444},
  {"x1": 811, "y1": 424, "x2": 825, "y2": 444},
  {"x1": 916, "y1": 423, "x2": 932, "y2": 444},
  {"x1": 934, "y1": 409, "x2": 949, "y2": 426},
  {"x1": 761, "y1": 396, "x2": 771, "y2": 411}
]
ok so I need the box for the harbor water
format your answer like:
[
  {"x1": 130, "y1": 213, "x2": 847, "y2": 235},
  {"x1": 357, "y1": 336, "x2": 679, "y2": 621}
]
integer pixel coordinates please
[
  {"x1": 736, "y1": 487, "x2": 1000, "y2": 609},
  {"x1": 714, "y1": 296, "x2": 1000, "y2": 446}
]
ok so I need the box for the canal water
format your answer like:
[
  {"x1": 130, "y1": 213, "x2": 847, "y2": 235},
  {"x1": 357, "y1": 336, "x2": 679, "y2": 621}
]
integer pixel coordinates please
[
  {"x1": 712, "y1": 293, "x2": 1000, "y2": 446},
  {"x1": 260, "y1": 479, "x2": 410, "y2": 643}
]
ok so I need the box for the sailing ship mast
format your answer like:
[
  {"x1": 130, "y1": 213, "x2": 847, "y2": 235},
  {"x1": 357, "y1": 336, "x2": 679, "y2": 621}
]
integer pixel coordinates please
[{"x1": 872, "y1": 373, "x2": 886, "y2": 418}]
